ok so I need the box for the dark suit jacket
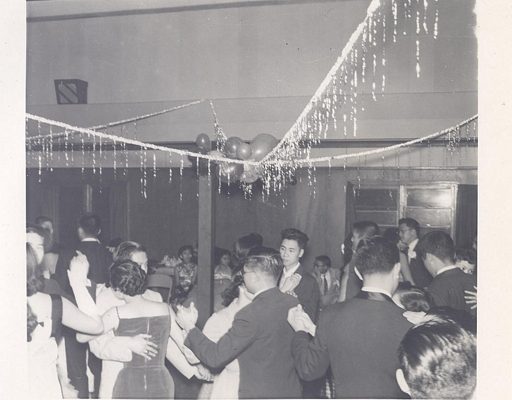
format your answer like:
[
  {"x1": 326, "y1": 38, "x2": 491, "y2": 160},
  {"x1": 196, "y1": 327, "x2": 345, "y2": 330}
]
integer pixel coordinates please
[
  {"x1": 409, "y1": 256, "x2": 432, "y2": 288},
  {"x1": 185, "y1": 287, "x2": 302, "y2": 399},
  {"x1": 53, "y1": 240, "x2": 112, "y2": 297},
  {"x1": 427, "y1": 267, "x2": 476, "y2": 316},
  {"x1": 280, "y1": 265, "x2": 321, "y2": 323},
  {"x1": 292, "y1": 291, "x2": 412, "y2": 399}
]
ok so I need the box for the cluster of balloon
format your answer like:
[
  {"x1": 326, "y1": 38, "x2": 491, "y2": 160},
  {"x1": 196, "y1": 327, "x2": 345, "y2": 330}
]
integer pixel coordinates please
[{"x1": 194, "y1": 132, "x2": 279, "y2": 184}]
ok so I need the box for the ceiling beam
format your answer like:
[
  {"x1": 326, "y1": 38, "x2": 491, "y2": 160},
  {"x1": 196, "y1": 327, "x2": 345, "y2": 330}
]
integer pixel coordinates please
[{"x1": 28, "y1": 0, "x2": 354, "y2": 23}]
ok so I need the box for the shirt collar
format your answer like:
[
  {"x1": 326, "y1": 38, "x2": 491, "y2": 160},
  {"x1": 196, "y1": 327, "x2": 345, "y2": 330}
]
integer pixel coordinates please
[
  {"x1": 409, "y1": 238, "x2": 419, "y2": 251},
  {"x1": 361, "y1": 286, "x2": 393, "y2": 299},
  {"x1": 283, "y1": 262, "x2": 300, "y2": 278},
  {"x1": 81, "y1": 237, "x2": 100, "y2": 243},
  {"x1": 320, "y1": 270, "x2": 331, "y2": 279},
  {"x1": 436, "y1": 265, "x2": 458, "y2": 277}
]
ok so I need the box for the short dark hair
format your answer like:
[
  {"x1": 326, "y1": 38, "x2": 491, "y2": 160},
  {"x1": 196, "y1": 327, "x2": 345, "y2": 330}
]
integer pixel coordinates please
[
  {"x1": 113, "y1": 241, "x2": 146, "y2": 262},
  {"x1": 178, "y1": 245, "x2": 194, "y2": 257},
  {"x1": 354, "y1": 236, "x2": 399, "y2": 276},
  {"x1": 109, "y1": 260, "x2": 147, "y2": 296},
  {"x1": 236, "y1": 233, "x2": 263, "y2": 258},
  {"x1": 398, "y1": 316, "x2": 476, "y2": 399},
  {"x1": 416, "y1": 231, "x2": 455, "y2": 263},
  {"x1": 394, "y1": 287, "x2": 432, "y2": 313},
  {"x1": 79, "y1": 214, "x2": 101, "y2": 237},
  {"x1": 352, "y1": 221, "x2": 380, "y2": 237},
  {"x1": 244, "y1": 247, "x2": 283, "y2": 280},
  {"x1": 281, "y1": 228, "x2": 309, "y2": 249},
  {"x1": 399, "y1": 218, "x2": 420, "y2": 236},
  {"x1": 26, "y1": 243, "x2": 44, "y2": 296},
  {"x1": 455, "y1": 248, "x2": 477, "y2": 265},
  {"x1": 314, "y1": 255, "x2": 331, "y2": 268}
]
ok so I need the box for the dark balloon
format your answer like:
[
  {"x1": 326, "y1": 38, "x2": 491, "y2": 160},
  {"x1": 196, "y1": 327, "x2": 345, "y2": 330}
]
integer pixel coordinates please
[
  {"x1": 236, "y1": 142, "x2": 252, "y2": 160},
  {"x1": 224, "y1": 136, "x2": 243, "y2": 159},
  {"x1": 250, "y1": 133, "x2": 279, "y2": 161},
  {"x1": 195, "y1": 133, "x2": 211, "y2": 151}
]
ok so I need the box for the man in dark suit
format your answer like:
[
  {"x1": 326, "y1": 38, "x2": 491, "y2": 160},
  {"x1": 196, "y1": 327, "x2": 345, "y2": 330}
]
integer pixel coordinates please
[
  {"x1": 278, "y1": 228, "x2": 320, "y2": 322},
  {"x1": 417, "y1": 231, "x2": 477, "y2": 316},
  {"x1": 289, "y1": 237, "x2": 412, "y2": 399},
  {"x1": 177, "y1": 252, "x2": 302, "y2": 399},
  {"x1": 398, "y1": 218, "x2": 432, "y2": 288},
  {"x1": 341, "y1": 221, "x2": 380, "y2": 301},
  {"x1": 53, "y1": 214, "x2": 113, "y2": 398}
]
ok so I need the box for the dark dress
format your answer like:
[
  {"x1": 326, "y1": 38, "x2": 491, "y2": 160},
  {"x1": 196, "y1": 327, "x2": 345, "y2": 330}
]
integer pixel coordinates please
[{"x1": 112, "y1": 309, "x2": 174, "y2": 399}]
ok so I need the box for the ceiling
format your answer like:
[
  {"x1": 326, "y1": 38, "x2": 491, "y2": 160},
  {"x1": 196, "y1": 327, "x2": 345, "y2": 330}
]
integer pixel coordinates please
[{"x1": 26, "y1": 0, "x2": 477, "y2": 146}]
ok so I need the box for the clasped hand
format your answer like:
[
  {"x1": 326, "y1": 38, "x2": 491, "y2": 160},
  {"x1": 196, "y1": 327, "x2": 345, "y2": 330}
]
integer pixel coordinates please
[
  {"x1": 67, "y1": 250, "x2": 90, "y2": 287},
  {"x1": 287, "y1": 305, "x2": 316, "y2": 336},
  {"x1": 176, "y1": 302, "x2": 199, "y2": 331}
]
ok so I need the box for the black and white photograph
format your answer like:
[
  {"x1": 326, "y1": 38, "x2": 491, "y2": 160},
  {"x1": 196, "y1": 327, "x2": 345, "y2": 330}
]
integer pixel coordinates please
[{"x1": 2, "y1": 0, "x2": 512, "y2": 398}]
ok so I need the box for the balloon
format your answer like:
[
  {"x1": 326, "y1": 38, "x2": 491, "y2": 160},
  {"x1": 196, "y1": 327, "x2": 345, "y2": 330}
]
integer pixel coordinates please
[
  {"x1": 195, "y1": 133, "x2": 211, "y2": 151},
  {"x1": 218, "y1": 162, "x2": 243, "y2": 183},
  {"x1": 236, "y1": 142, "x2": 252, "y2": 160},
  {"x1": 240, "y1": 165, "x2": 260, "y2": 184},
  {"x1": 250, "y1": 133, "x2": 279, "y2": 161},
  {"x1": 224, "y1": 136, "x2": 243, "y2": 159}
]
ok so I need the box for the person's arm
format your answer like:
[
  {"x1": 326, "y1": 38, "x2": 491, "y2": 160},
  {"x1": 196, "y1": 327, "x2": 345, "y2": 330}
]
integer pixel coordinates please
[
  {"x1": 166, "y1": 338, "x2": 197, "y2": 379},
  {"x1": 61, "y1": 297, "x2": 103, "y2": 334},
  {"x1": 299, "y1": 278, "x2": 320, "y2": 323},
  {"x1": 76, "y1": 307, "x2": 118, "y2": 342},
  {"x1": 88, "y1": 331, "x2": 133, "y2": 362},
  {"x1": 291, "y1": 311, "x2": 330, "y2": 381},
  {"x1": 338, "y1": 267, "x2": 349, "y2": 302},
  {"x1": 184, "y1": 311, "x2": 257, "y2": 369}
]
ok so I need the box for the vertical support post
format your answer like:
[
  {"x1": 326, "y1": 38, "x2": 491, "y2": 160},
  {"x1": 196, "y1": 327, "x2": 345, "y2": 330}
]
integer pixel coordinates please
[
  {"x1": 196, "y1": 174, "x2": 215, "y2": 328},
  {"x1": 83, "y1": 183, "x2": 93, "y2": 213}
]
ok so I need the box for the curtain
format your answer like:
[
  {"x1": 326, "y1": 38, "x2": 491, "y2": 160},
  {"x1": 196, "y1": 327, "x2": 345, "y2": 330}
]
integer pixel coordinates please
[{"x1": 455, "y1": 184, "x2": 477, "y2": 248}]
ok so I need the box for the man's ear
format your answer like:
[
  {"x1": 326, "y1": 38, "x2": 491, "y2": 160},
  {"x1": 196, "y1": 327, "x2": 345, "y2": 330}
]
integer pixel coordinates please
[
  {"x1": 396, "y1": 369, "x2": 411, "y2": 396},
  {"x1": 298, "y1": 248, "x2": 304, "y2": 259}
]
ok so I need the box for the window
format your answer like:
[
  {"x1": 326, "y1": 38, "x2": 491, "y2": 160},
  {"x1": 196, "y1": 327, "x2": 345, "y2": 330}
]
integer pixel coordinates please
[{"x1": 353, "y1": 183, "x2": 457, "y2": 239}]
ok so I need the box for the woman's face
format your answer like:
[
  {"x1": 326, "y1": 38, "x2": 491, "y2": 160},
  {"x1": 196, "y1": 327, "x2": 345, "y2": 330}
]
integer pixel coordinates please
[
  {"x1": 220, "y1": 254, "x2": 231, "y2": 267},
  {"x1": 130, "y1": 251, "x2": 148, "y2": 273},
  {"x1": 180, "y1": 249, "x2": 193, "y2": 264}
]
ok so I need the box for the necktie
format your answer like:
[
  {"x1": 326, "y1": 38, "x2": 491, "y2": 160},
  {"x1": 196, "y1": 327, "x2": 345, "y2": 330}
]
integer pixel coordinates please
[{"x1": 323, "y1": 275, "x2": 328, "y2": 295}]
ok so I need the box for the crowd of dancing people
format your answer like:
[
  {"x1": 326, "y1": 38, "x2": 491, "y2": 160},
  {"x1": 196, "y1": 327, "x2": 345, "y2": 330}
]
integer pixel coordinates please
[{"x1": 27, "y1": 214, "x2": 477, "y2": 399}]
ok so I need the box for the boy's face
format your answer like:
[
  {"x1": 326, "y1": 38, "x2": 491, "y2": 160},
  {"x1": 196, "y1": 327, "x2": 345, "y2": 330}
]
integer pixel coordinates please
[
  {"x1": 314, "y1": 260, "x2": 329, "y2": 275},
  {"x1": 180, "y1": 249, "x2": 193, "y2": 264},
  {"x1": 280, "y1": 239, "x2": 304, "y2": 268}
]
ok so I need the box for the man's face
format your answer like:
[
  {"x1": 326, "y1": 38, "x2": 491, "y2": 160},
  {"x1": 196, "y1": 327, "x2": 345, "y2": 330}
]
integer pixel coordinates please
[
  {"x1": 280, "y1": 239, "x2": 304, "y2": 268},
  {"x1": 27, "y1": 232, "x2": 45, "y2": 264},
  {"x1": 314, "y1": 260, "x2": 329, "y2": 275},
  {"x1": 399, "y1": 223, "x2": 416, "y2": 245},
  {"x1": 130, "y1": 251, "x2": 148, "y2": 273},
  {"x1": 40, "y1": 221, "x2": 53, "y2": 236}
]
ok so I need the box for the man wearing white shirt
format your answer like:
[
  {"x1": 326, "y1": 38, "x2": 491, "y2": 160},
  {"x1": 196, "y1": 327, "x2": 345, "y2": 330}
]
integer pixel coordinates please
[
  {"x1": 398, "y1": 218, "x2": 432, "y2": 288},
  {"x1": 417, "y1": 231, "x2": 476, "y2": 316},
  {"x1": 312, "y1": 255, "x2": 340, "y2": 309}
]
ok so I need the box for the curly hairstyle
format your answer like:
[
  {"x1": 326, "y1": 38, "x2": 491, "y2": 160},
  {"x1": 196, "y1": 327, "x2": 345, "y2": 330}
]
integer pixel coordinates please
[
  {"x1": 113, "y1": 241, "x2": 146, "y2": 262},
  {"x1": 393, "y1": 287, "x2": 432, "y2": 313},
  {"x1": 221, "y1": 274, "x2": 244, "y2": 307},
  {"x1": 109, "y1": 260, "x2": 147, "y2": 296},
  {"x1": 27, "y1": 303, "x2": 39, "y2": 342},
  {"x1": 27, "y1": 243, "x2": 44, "y2": 296}
]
